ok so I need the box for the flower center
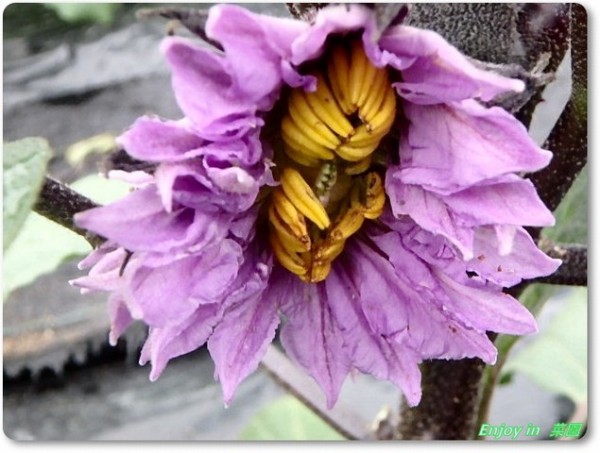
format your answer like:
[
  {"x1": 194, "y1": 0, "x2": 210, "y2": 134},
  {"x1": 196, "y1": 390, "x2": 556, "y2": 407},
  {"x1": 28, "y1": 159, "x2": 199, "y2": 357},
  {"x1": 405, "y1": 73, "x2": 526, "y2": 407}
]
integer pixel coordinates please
[{"x1": 268, "y1": 41, "x2": 396, "y2": 283}]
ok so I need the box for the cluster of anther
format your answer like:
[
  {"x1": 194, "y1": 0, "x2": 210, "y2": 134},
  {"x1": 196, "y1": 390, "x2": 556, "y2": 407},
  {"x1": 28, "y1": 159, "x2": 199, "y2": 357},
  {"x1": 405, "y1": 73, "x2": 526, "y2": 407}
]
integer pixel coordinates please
[{"x1": 269, "y1": 40, "x2": 397, "y2": 283}]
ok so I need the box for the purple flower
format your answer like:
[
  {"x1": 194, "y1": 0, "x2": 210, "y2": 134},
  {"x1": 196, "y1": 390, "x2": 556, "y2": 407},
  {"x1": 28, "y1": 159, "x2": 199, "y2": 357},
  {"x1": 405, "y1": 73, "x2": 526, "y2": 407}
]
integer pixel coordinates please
[{"x1": 72, "y1": 4, "x2": 560, "y2": 408}]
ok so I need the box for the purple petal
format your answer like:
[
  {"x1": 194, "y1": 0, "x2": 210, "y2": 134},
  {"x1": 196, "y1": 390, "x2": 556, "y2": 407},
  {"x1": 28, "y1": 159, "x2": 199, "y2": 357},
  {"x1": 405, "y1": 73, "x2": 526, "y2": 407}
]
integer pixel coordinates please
[
  {"x1": 117, "y1": 116, "x2": 207, "y2": 162},
  {"x1": 107, "y1": 170, "x2": 154, "y2": 187},
  {"x1": 161, "y1": 37, "x2": 261, "y2": 139},
  {"x1": 444, "y1": 176, "x2": 556, "y2": 227},
  {"x1": 435, "y1": 269, "x2": 538, "y2": 335},
  {"x1": 385, "y1": 182, "x2": 475, "y2": 259},
  {"x1": 353, "y1": 231, "x2": 498, "y2": 364},
  {"x1": 380, "y1": 25, "x2": 524, "y2": 104},
  {"x1": 468, "y1": 227, "x2": 562, "y2": 287},
  {"x1": 207, "y1": 4, "x2": 305, "y2": 107},
  {"x1": 75, "y1": 187, "x2": 229, "y2": 253},
  {"x1": 494, "y1": 225, "x2": 518, "y2": 256},
  {"x1": 127, "y1": 241, "x2": 242, "y2": 327},
  {"x1": 108, "y1": 294, "x2": 134, "y2": 346},
  {"x1": 397, "y1": 101, "x2": 553, "y2": 193},
  {"x1": 154, "y1": 161, "x2": 259, "y2": 214},
  {"x1": 325, "y1": 262, "x2": 422, "y2": 406},
  {"x1": 274, "y1": 269, "x2": 350, "y2": 408},
  {"x1": 290, "y1": 4, "x2": 372, "y2": 65},
  {"x1": 71, "y1": 247, "x2": 127, "y2": 294},
  {"x1": 140, "y1": 303, "x2": 222, "y2": 380},
  {"x1": 126, "y1": 256, "x2": 206, "y2": 326},
  {"x1": 207, "y1": 252, "x2": 276, "y2": 405}
]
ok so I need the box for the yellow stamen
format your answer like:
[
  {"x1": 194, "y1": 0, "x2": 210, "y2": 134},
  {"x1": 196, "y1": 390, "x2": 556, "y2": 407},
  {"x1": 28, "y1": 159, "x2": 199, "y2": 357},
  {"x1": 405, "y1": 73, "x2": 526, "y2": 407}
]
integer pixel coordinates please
[
  {"x1": 267, "y1": 204, "x2": 311, "y2": 253},
  {"x1": 280, "y1": 167, "x2": 331, "y2": 230},
  {"x1": 269, "y1": 40, "x2": 397, "y2": 283},
  {"x1": 330, "y1": 204, "x2": 365, "y2": 241},
  {"x1": 305, "y1": 74, "x2": 354, "y2": 137},
  {"x1": 269, "y1": 233, "x2": 307, "y2": 276},
  {"x1": 288, "y1": 90, "x2": 341, "y2": 148},
  {"x1": 327, "y1": 45, "x2": 353, "y2": 114},
  {"x1": 349, "y1": 40, "x2": 369, "y2": 107},
  {"x1": 271, "y1": 188, "x2": 310, "y2": 239},
  {"x1": 362, "y1": 172, "x2": 386, "y2": 219},
  {"x1": 344, "y1": 155, "x2": 373, "y2": 175},
  {"x1": 281, "y1": 116, "x2": 335, "y2": 161}
]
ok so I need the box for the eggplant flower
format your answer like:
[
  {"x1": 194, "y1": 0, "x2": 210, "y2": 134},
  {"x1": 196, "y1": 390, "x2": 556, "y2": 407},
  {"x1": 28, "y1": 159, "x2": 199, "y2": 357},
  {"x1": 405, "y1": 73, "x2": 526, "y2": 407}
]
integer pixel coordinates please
[{"x1": 72, "y1": 4, "x2": 561, "y2": 407}]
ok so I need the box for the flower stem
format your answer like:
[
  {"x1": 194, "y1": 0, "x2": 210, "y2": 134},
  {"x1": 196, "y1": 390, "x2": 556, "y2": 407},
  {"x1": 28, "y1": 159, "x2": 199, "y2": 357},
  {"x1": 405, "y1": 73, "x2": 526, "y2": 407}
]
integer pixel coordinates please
[{"x1": 397, "y1": 358, "x2": 486, "y2": 440}]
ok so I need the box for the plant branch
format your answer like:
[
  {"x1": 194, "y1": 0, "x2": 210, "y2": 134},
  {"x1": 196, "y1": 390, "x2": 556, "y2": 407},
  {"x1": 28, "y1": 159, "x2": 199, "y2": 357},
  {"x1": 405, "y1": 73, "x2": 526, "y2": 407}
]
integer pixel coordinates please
[{"x1": 33, "y1": 176, "x2": 104, "y2": 247}]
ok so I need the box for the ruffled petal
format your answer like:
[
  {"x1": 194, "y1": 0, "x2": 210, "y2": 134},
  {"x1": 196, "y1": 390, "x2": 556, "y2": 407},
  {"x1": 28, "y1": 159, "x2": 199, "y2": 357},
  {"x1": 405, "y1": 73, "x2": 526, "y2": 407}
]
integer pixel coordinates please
[
  {"x1": 108, "y1": 293, "x2": 134, "y2": 346},
  {"x1": 353, "y1": 230, "x2": 500, "y2": 364},
  {"x1": 325, "y1": 261, "x2": 423, "y2": 406},
  {"x1": 386, "y1": 175, "x2": 555, "y2": 259},
  {"x1": 397, "y1": 100, "x2": 553, "y2": 194},
  {"x1": 140, "y1": 303, "x2": 223, "y2": 380},
  {"x1": 443, "y1": 176, "x2": 556, "y2": 227},
  {"x1": 207, "y1": 4, "x2": 305, "y2": 107},
  {"x1": 385, "y1": 182, "x2": 475, "y2": 259},
  {"x1": 155, "y1": 161, "x2": 260, "y2": 214},
  {"x1": 380, "y1": 25, "x2": 524, "y2": 104},
  {"x1": 207, "y1": 249, "x2": 276, "y2": 405},
  {"x1": 468, "y1": 227, "x2": 562, "y2": 287},
  {"x1": 70, "y1": 247, "x2": 127, "y2": 294},
  {"x1": 117, "y1": 116, "x2": 207, "y2": 162},
  {"x1": 434, "y1": 270, "x2": 537, "y2": 335},
  {"x1": 161, "y1": 37, "x2": 261, "y2": 139},
  {"x1": 125, "y1": 257, "x2": 205, "y2": 326},
  {"x1": 274, "y1": 269, "x2": 350, "y2": 408},
  {"x1": 127, "y1": 240, "x2": 242, "y2": 327},
  {"x1": 75, "y1": 187, "x2": 229, "y2": 253}
]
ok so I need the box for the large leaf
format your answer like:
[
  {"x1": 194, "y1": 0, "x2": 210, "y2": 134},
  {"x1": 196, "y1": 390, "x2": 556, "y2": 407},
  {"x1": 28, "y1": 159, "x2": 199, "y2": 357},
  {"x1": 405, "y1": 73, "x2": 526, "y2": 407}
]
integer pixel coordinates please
[
  {"x1": 3, "y1": 212, "x2": 91, "y2": 300},
  {"x1": 240, "y1": 395, "x2": 344, "y2": 441},
  {"x1": 3, "y1": 137, "x2": 52, "y2": 251},
  {"x1": 504, "y1": 287, "x2": 587, "y2": 403}
]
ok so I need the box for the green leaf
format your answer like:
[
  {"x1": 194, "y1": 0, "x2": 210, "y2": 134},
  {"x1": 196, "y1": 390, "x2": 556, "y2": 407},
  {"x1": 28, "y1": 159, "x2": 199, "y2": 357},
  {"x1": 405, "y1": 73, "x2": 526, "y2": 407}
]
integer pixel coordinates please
[
  {"x1": 70, "y1": 173, "x2": 131, "y2": 205},
  {"x1": 240, "y1": 395, "x2": 345, "y2": 441},
  {"x1": 45, "y1": 3, "x2": 121, "y2": 25},
  {"x1": 504, "y1": 287, "x2": 587, "y2": 403},
  {"x1": 542, "y1": 165, "x2": 587, "y2": 244},
  {"x1": 3, "y1": 212, "x2": 91, "y2": 300},
  {"x1": 3, "y1": 137, "x2": 52, "y2": 251}
]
